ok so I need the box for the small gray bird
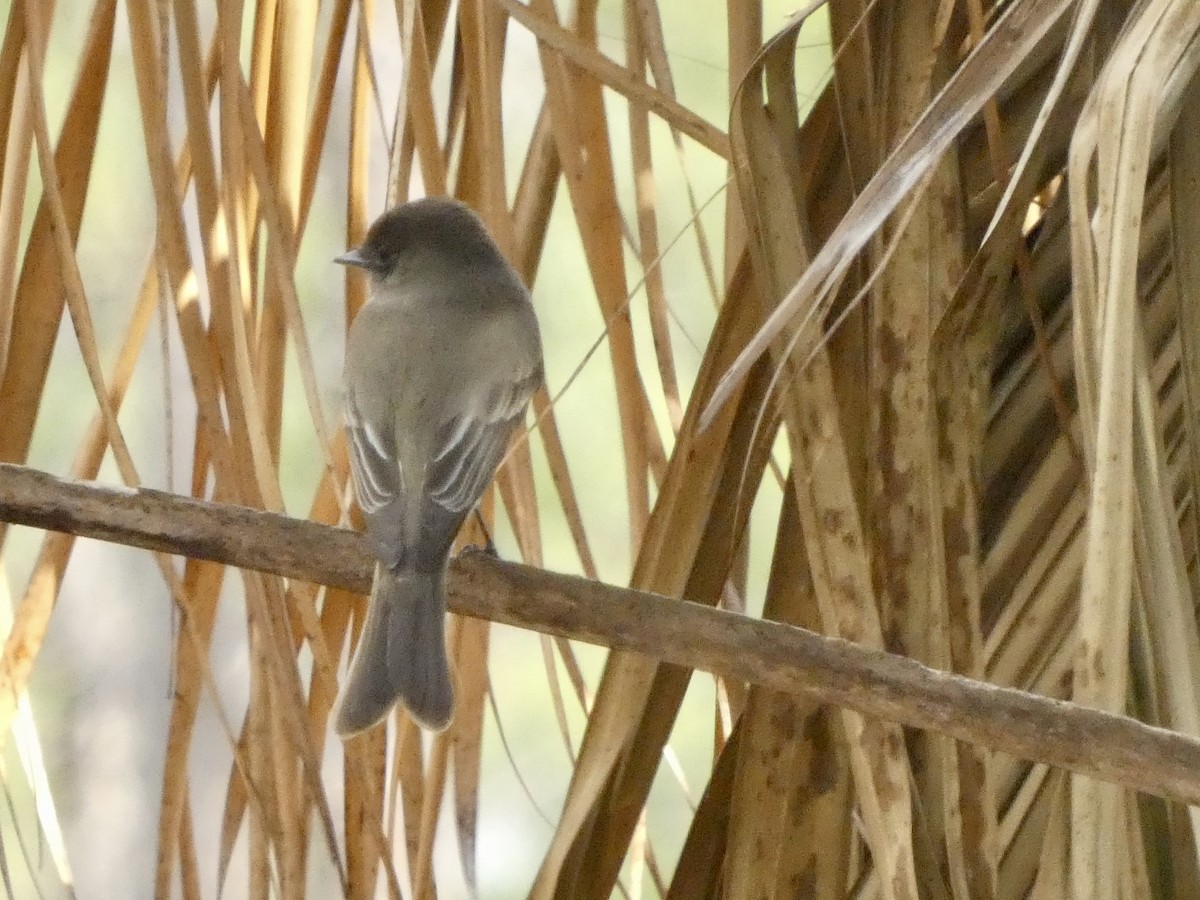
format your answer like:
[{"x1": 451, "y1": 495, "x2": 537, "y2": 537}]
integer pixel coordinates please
[{"x1": 333, "y1": 197, "x2": 543, "y2": 735}]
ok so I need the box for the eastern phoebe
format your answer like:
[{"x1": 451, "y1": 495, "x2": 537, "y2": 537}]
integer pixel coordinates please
[{"x1": 333, "y1": 197, "x2": 543, "y2": 735}]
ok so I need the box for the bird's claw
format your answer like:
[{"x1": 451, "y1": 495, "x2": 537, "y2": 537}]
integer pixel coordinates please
[{"x1": 461, "y1": 537, "x2": 499, "y2": 559}]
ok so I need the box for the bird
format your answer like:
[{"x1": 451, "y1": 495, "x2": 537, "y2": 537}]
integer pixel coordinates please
[{"x1": 332, "y1": 197, "x2": 543, "y2": 735}]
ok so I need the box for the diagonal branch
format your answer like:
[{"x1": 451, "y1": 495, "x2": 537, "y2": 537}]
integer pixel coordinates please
[{"x1": 2, "y1": 461, "x2": 1200, "y2": 808}]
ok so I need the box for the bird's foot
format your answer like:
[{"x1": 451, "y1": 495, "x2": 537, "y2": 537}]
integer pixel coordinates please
[
  {"x1": 460, "y1": 536, "x2": 499, "y2": 559},
  {"x1": 463, "y1": 508, "x2": 499, "y2": 558}
]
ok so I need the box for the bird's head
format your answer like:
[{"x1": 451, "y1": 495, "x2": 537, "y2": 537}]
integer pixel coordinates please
[{"x1": 335, "y1": 197, "x2": 497, "y2": 281}]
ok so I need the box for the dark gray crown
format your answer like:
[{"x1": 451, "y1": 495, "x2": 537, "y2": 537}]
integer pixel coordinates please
[{"x1": 341, "y1": 198, "x2": 500, "y2": 275}]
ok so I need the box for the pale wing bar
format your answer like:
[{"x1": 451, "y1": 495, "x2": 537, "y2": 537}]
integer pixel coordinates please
[
  {"x1": 427, "y1": 376, "x2": 536, "y2": 514},
  {"x1": 345, "y1": 389, "x2": 404, "y2": 516}
]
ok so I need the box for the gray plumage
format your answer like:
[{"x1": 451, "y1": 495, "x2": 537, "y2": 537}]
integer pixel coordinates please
[{"x1": 333, "y1": 197, "x2": 542, "y2": 735}]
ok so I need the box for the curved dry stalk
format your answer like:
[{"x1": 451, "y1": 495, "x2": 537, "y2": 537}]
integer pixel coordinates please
[{"x1": 701, "y1": 0, "x2": 1076, "y2": 430}]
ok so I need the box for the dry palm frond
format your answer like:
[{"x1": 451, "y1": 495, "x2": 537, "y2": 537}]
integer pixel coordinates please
[{"x1": 2, "y1": 0, "x2": 1200, "y2": 897}]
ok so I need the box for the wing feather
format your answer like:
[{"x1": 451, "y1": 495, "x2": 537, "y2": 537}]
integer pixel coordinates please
[
  {"x1": 346, "y1": 390, "x2": 405, "y2": 515},
  {"x1": 345, "y1": 388, "x2": 410, "y2": 567},
  {"x1": 346, "y1": 362, "x2": 539, "y2": 573},
  {"x1": 427, "y1": 374, "x2": 537, "y2": 515}
]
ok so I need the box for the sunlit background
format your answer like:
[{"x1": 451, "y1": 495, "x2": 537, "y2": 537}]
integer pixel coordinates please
[{"x1": 0, "y1": 1, "x2": 831, "y2": 896}]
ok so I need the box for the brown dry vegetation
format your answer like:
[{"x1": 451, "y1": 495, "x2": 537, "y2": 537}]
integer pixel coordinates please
[{"x1": 1, "y1": 0, "x2": 1200, "y2": 898}]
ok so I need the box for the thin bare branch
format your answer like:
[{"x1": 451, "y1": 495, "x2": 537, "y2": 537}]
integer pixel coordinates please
[{"x1": 5, "y1": 462, "x2": 1200, "y2": 811}]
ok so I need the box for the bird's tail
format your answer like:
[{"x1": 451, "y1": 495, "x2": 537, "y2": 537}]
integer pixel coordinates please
[{"x1": 334, "y1": 564, "x2": 455, "y2": 736}]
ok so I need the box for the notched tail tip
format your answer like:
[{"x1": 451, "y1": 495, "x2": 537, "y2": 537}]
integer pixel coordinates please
[
  {"x1": 333, "y1": 697, "x2": 389, "y2": 739},
  {"x1": 332, "y1": 704, "x2": 455, "y2": 740},
  {"x1": 401, "y1": 677, "x2": 455, "y2": 733}
]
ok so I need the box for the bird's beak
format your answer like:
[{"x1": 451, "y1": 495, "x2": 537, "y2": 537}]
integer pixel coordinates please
[{"x1": 334, "y1": 248, "x2": 372, "y2": 269}]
